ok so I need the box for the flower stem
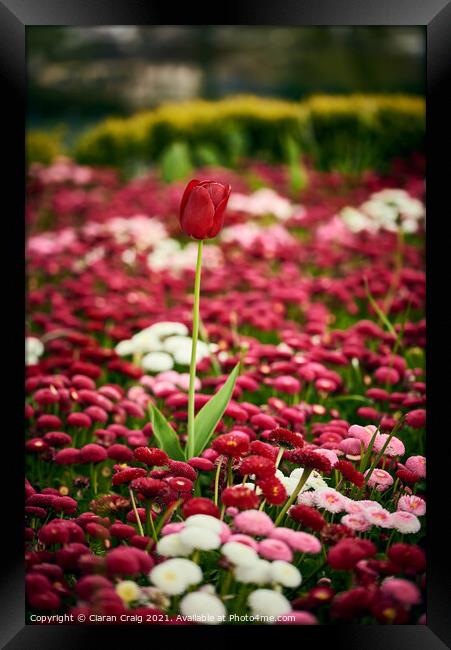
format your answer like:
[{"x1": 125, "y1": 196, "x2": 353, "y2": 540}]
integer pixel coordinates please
[
  {"x1": 214, "y1": 456, "x2": 224, "y2": 507},
  {"x1": 129, "y1": 488, "x2": 144, "y2": 537},
  {"x1": 274, "y1": 468, "x2": 313, "y2": 526},
  {"x1": 187, "y1": 240, "x2": 203, "y2": 459}
]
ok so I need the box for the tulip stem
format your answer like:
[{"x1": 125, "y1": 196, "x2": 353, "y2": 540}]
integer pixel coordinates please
[{"x1": 187, "y1": 240, "x2": 203, "y2": 459}]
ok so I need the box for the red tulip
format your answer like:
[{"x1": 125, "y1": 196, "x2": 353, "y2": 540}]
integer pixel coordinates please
[{"x1": 179, "y1": 179, "x2": 231, "y2": 240}]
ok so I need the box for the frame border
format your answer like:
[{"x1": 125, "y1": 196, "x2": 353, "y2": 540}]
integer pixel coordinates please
[{"x1": 2, "y1": 1, "x2": 450, "y2": 647}]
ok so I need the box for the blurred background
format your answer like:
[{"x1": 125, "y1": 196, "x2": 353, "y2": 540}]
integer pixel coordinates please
[
  {"x1": 28, "y1": 26, "x2": 425, "y2": 135},
  {"x1": 26, "y1": 27, "x2": 425, "y2": 178}
]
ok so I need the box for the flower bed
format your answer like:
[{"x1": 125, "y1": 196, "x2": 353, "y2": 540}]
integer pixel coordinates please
[{"x1": 25, "y1": 156, "x2": 425, "y2": 625}]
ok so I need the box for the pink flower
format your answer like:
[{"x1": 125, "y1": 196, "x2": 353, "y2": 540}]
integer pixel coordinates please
[
  {"x1": 269, "y1": 527, "x2": 321, "y2": 553},
  {"x1": 381, "y1": 578, "x2": 421, "y2": 605},
  {"x1": 315, "y1": 448, "x2": 339, "y2": 467},
  {"x1": 233, "y1": 509, "x2": 274, "y2": 536},
  {"x1": 227, "y1": 534, "x2": 259, "y2": 551},
  {"x1": 272, "y1": 375, "x2": 301, "y2": 395},
  {"x1": 341, "y1": 513, "x2": 371, "y2": 532},
  {"x1": 347, "y1": 424, "x2": 377, "y2": 448},
  {"x1": 339, "y1": 438, "x2": 362, "y2": 456},
  {"x1": 161, "y1": 522, "x2": 185, "y2": 536},
  {"x1": 364, "y1": 468, "x2": 394, "y2": 492},
  {"x1": 314, "y1": 489, "x2": 347, "y2": 513},
  {"x1": 344, "y1": 500, "x2": 367, "y2": 514},
  {"x1": 390, "y1": 511, "x2": 421, "y2": 534},
  {"x1": 364, "y1": 507, "x2": 393, "y2": 528},
  {"x1": 405, "y1": 455, "x2": 426, "y2": 478},
  {"x1": 397, "y1": 495, "x2": 426, "y2": 516},
  {"x1": 290, "y1": 531, "x2": 322, "y2": 554},
  {"x1": 297, "y1": 491, "x2": 316, "y2": 506},
  {"x1": 219, "y1": 522, "x2": 232, "y2": 543},
  {"x1": 372, "y1": 433, "x2": 405, "y2": 457},
  {"x1": 258, "y1": 538, "x2": 293, "y2": 561}
]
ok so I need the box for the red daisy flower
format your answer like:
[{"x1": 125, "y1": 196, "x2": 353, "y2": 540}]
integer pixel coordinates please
[
  {"x1": 221, "y1": 485, "x2": 260, "y2": 510},
  {"x1": 288, "y1": 504, "x2": 326, "y2": 531},
  {"x1": 257, "y1": 476, "x2": 287, "y2": 505},
  {"x1": 267, "y1": 427, "x2": 304, "y2": 449},
  {"x1": 111, "y1": 467, "x2": 147, "y2": 486},
  {"x1": 336, "y1": 460, "x2": 365, "y2": 488},
  {"x1": 134, "y1": 447, "x2": 169, "y2": 467},
  {"x1": 212, "y1": 432, "x2": 250, "y2": 458},
  {"x1": 291, "y1": 449, "x2": 332, "y2": 474},
  {"x1": 238, "y1": 455, "x2": 276, "y2": 479}
]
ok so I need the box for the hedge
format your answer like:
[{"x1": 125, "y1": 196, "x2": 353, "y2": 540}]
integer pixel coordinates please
[{"x1": 27, "y1": 94, "x2": 424, "y2": 176}]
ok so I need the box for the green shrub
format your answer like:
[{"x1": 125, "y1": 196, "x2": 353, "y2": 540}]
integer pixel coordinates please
[
  {"x1": 31, "y1": 94, "x2": 425, "y2": 175},
  {"x1": 26, "y1": 129, "x2": 64, "y2": 165}
]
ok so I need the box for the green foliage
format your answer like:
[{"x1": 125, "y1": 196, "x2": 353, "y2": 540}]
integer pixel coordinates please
[
  {"x1": 32, "y1": 94, "x2": 424, "y2": 175},
  {"x1": 190, "y1": 362, "x2": 240, "y2": 458},
  {"x1": 26, "y1": 128, "x2": 65, "y2": 165},
  {"x1": 160, "y1": 141, "x2": 193, "y2": 182},
  {"x1": 148, "y1": 403, "x2": 185, "y2": 461}
]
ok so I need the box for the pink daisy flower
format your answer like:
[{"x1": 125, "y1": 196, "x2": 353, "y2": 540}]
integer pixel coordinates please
[
  {"x1": 365, "y1": 468, "x2": 394, "y2": 492},
  {"x1": 269, "y1": 528, "x2": 321, "y2": 554},
  {"x1": 364, "y1": 507, "x2": 393, "y2": 528},
  {"x1": 359, "y1": 499, "x2": 383, "y2": 510},
  {"x1": 219, "y1": 521, "x2": 232, "y2": 543},
  {"x1": 339, "y1": 438, "x2": 362, "y2": 456},
  {"x1": 161, "y1": 522, "x2": 185, "y2": 536},
  {"x1": 397, "y1": 495, "x2": 426, "y2": 516},
  {"x1": 297, "y1": 491, "x2": 316, "y2": 506},
  {"x1": 341, "y1": 513, "x2": 371, "y2": 532},
  {"x1": 227, "y1": 534, "x2": 259, "y2": 551},
  {"x1": 372, "y1": 433, "x2": 405, "y2": 457},
  {"x1": 314, "y1": 448, "x2": 339, "y2": 468},
  {"x1": 344, "y1": 500, "x2": 367, "y2": 514},
  {"x1": 348, "y1": 424, "x2": 377, "y2": 448},
  {"x1": 390, "y1": 511, "x2": 421, "y2": 534},
  {"x1": 405, "y1": 455, "x2": 426, "y2": 478},
  {"x1": 381, "y1": 578, "x2": 421, "y2": 605},
  {"x1": 258, "y1": 538, "x2": 293, "y2": 562},
  {"x1": 314, "y1": 488, "x2": 347, "y2": 513},
  {"x1": 233, "y1": 509, "x2": 274, "y2": 536}
]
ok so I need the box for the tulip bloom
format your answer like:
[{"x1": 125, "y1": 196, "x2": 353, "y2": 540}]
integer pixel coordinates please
[{"x1": 179, "y1": 180, "x2": 231, "y2": 240}]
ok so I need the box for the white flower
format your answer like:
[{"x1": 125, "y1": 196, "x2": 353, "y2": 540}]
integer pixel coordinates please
[
  {"x1": 156, "y1": 533, "x2": 192, "y2": 557},
  {"x1": 115, "y1": 580, "x2": 141, "y2": 603},
  {"x1": 179, "y1": 526, "x2": 221, "y2": 551},
  {"x1": 289, "y1": 468, "x2": 328, "y2": 492},
  {"x1": 167, "y1": 337, "x2": 210, "y2": 366},
  {"x1": 234, "y1": 559, "x2": 271, "y2": 585},
  {"x1": 248, "y1": 589, "x2": 292, "y2": 620},
  {"x1": 141, "y1": 351, "x2": 174, "y2": 372},
  {"x1": 132, "y1": 329, "x2": 161, "y2": 353},
  {"x1": 269, "y1": 561, "x2": 302, "y2": 588},
  {"x1": 26, "y1": 337, "x2": 44, "y2": 366},
  {"x1": 340, "y1": 207, "x2": 371, "y2": 233},
  {"x1": 149, "y1": 322, "x2": 189, "y2": 340},
  {"x1": 149, "y1": 558, "x2": 202, "y2": 595},
  {"x1": 221, "y1": 542, "x2": 258, "y2": 566},
  {"x1": 180, "y1": 591, "x2": 226, "y2": 625},
  {"x1": 115, "y1": 339, "x2": 136, "y2": 357},
  {"x1": 185, "y1": 515, "x2": 223, "y2": 534}
]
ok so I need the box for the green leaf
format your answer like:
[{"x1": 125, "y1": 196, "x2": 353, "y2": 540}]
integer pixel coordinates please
[
  {"x1": 189, "y1": 362, "x2": 240, "y2": 459},
  {"x1": 149, "y1": 403, "x2": 185, "y2": 461}
]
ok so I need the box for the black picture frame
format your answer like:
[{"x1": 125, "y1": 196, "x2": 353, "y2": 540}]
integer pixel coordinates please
[{"x1": 1, "y1": 1, "x2": 450, "y2": 647}]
